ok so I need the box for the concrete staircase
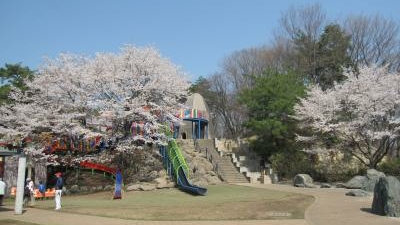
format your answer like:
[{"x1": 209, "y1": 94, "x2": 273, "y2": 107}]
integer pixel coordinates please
[{"x1": 196, "y1": 139, "x2": 248, "y2": 183}]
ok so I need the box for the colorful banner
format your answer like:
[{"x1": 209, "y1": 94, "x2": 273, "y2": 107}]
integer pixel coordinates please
[
  {"x1": 44, "y1": 136, "x2": 102, "y2": 154},
  {"x1": 177, "y1": 108, "x2": 208, "y2": 119}
]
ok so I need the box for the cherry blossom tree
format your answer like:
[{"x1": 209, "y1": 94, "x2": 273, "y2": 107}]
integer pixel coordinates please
[
  {"x1": 0, "y1": 45, "x2": 190, "y2": 165},
  {"x1": 294, "y1": 65, "x2": 400, "y2": 168}
]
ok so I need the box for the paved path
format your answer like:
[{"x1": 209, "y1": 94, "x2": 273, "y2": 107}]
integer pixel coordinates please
[
  {"x1": 242, "y1": 183, "x2": 400, "y2": 225},
  {"x1": 1, "y1": 184, "x2": 399, "y2": 225}
]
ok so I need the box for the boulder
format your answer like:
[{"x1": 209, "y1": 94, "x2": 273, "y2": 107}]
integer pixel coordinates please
[
  {"x1": 372, "y1": 176, "x2": 400, "y2": 217},
  {"x1": 69, "y1": 184, "x2": 79, "y2": 194},
  {"x1": 346, "y1": 189, "x2": 371, "y2": 197},
  {"x1": 344, "y1": 176, "x2": 368, "y2": 189},
  {"x1": 335, "y1": 183, "x2": 346, "y2": 188},
  {"x1": 320, "y1": 183, "x2": 332, "y2": 188},
  {"x1": 80, "y1": 186, "x2": 88, "y2": 192},
  {"x1": 207, "y1": 171, "x2": 217, "y2": 176},
  {"x1": 363, "y1": 169, "x2": 386, "y2": 192},
  {"x1": 344, "y1": 170, "x2": 386, "y2": 192},
  {"x1": 158, "y1": 170, "x2": 167, "y2": 178},
  {"x1": 206, "y1": 175, "x2": 221, "y2": 185},
  {"x1": 293, "y1": 174, "x2": 316, "y2": 188},
  {"x1": 103, "y1": 185, "x2": 113, "y2": 191},
  {"x1": 139, "y1": 183, "x2": 156, "y2": 191},
  {"x1": 126, "y1": 184, "x2": 141, "y2": 191},
  {"x1": 155, "y1": 177, "x2": 169, "y2": 189},
  {"x1": 166, "y1": 181, "x2": 176, "y2": 188}
]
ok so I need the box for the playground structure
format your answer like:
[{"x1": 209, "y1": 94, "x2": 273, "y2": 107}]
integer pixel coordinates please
[
  {"x1": 177, "y1": 93, "x2": 212, "y2": 140},
  {"x1": 1, "y1": 93, "x2": 212, "y2": 199},
  {"x1": 159, "y1": 140, "x2": 207, "y2": 196},
  {"x1": 177, "y1": 108, "x2": 209, "y2": 139},
  {"x1": 79, "y1": 161, "x2": 116, "y2": 175}
]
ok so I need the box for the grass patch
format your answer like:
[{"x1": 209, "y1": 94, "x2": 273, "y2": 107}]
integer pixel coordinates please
[{"x1": 34, "y1": 184, "x2": 314, "y2": 220}]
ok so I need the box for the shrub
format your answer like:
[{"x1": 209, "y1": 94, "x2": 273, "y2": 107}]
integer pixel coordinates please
[
  {"x1": 378, "y1": 157, "x2": 400, "y2": 176},
  {"x1": 269, "y1": 150, "x2": 365, "y2": 183},
  {"x1": 269, "y1": 151, "x2": 314, "y2": 179}
]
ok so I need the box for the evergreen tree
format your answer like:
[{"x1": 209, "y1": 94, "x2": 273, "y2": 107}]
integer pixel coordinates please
[
  {"x1": 0, "y1": 63, "x2": 34, "y2": 104},
  {"x1": 293, "y1": 24, "x2": 353, "y2": 89},
  {"x1": 316, "y1": 24, "x2": 353, "y2": 89},
  {"x1": 239, "y1": 71, "x2": 306, "y2": 159}
]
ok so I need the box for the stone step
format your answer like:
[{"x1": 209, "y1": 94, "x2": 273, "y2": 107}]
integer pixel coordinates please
[{"x1": 193, "y1": 139, "x2": 249, "y2": 184}]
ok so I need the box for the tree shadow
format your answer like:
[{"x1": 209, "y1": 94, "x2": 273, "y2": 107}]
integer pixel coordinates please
[
  {"x1": 0, "y1": 206, "x2": 27, "y2": 214},
  {"x1": 361, "y1": 207, "x2": 380, "y2": 216},
  {"x1": 0, "y1": 207, "x2": 13, "y2": 212}
]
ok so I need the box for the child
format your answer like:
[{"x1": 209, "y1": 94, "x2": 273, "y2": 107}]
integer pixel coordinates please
[{"x1": 38, "y1": 181, "x2": 46, "y2": 199}]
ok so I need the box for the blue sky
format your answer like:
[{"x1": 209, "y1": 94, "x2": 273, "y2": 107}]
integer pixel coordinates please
[{"x1": 1, "y1": 0, "x2": 399, "y2": 81}]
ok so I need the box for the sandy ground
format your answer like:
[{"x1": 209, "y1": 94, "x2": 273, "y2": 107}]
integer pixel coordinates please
[{"x1": 1, "y1": 183, "x2": 399, "y2": 225}]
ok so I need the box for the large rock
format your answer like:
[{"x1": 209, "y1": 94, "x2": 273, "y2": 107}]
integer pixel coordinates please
[
  {"x1": 69, "y1": 185, "x2": 80, "y2": 194},
  {"x1": 80, "y1": 186, "x2": 88, "y2": 192},
  {"x1": 158, "y1": 170, "x2": 167, "y2": 178},
  {"x1": 372, "y1": 176, "x2": 400, "y2": 217},
  {"x1": 364, "y1": 169, "x2": 386, "y2": 192},
  {"x1": 344, "y1": 169, "x2": 386, "y2": 192},
  {"x1": 155, "y1": 177, "x2": 169, "y2": 189},
  {"x1": 293, "y1": 174, "x2": 316, "y2": 188},
  {"x1": 139, "y1": 183, "x2": 156, "y2": 191},
  {"x1": 344, "y1": 176, "x2": 368, "y2": 189},
  {"x1": 126, "y1": 184, "x2": 141, "y2": 191},
  {"x1": 320, "y1": 183, "x2": 332, "y2": 188},
  {"x1": 206, "y1": 175, "x2": 222, "y2": 185},
  {"x1": 103, "y1": 185, "x2": 113, "y2": 191}
]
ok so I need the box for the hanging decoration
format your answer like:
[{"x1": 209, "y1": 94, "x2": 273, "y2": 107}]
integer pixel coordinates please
[{"x1": 177, "y1": 108, "x2": 208, "y2": 120}]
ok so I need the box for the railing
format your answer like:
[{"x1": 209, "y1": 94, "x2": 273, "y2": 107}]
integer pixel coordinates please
[
  {"x1": 194, "y1": 139, "x2": 223, "y2": 179},
  {"x1": 167, "y1": 140, "x2": 190, "y2": 180}
]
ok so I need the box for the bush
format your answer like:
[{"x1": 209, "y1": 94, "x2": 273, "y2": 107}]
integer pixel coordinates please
[
  {"x1": 378, "y1": 158, "x2": 400, "y2": 176},
  {"x1": 269, "y1": 151, "x2": 314, "y2": 179},
  {"x1": 269, "y1": 150, "x2": 365, "y2": 183}
]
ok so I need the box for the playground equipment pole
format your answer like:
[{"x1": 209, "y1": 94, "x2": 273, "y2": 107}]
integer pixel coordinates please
[{"x1": 15, "y1": 154, "x2": 26, "y2": 215}]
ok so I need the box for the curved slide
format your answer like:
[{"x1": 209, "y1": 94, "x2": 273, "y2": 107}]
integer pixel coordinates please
[
  {"x1": 160, "y1": 140, "x2": 207, "y2": 196},
  {"x1": 176, "y1": 166, "x2": 208, "y2": 196}
]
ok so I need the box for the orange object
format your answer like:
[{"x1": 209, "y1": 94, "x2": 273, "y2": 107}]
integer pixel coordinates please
[
  {"x1": 45, "y1": 188, "x2": 55, "y2": 198},
  {"x1": 10, "y1": 187, "x2": 16, "y2": 196},
  {"x1": 34, "y1": 189, "x2": 45, "y2": 198}
]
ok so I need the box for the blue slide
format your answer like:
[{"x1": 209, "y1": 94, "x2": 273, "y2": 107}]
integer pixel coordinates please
[{"x1": 176, "y1": 166, "x2": 208, "y2": 196}]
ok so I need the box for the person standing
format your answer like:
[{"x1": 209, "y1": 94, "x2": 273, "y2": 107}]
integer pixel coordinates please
[
  {"x1": 23, "y1": 178, "x2": 31, "y2": 207},
  {"x1": 54, "y1": 172, "x2": 63, "y2": 210},
  {"x1": 27, "y1": 178, "x2": 35, "y2": 206},
  {"x1": 0, "y1": 178, "x2": 6, "y2": 206}
]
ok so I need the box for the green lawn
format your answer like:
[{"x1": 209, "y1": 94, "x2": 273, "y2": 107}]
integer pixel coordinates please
[{"x1": 31, "y1": 184, "x2": 313, "y2": 220}]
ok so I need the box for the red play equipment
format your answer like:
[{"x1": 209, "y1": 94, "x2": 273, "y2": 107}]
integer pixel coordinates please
[{"x1": 79, "y1": 161, "x2": 116, "y2": 175}]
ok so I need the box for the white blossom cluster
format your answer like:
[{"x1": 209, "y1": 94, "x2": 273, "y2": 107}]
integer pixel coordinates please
[
  {"x1": 294, "y1": 65, "x2": 400, "y2": 166},
  {"x1": 0, "y1": 45, "x2": 190, "y2": 164}
]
